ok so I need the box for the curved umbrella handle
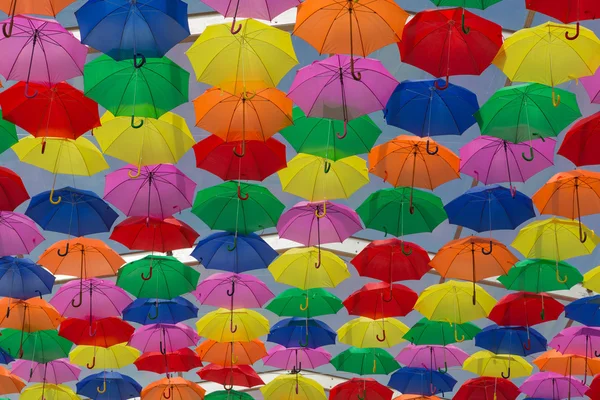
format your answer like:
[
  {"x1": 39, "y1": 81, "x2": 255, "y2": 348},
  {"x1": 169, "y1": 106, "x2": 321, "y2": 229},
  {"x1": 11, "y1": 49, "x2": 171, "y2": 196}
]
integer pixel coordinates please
[
  {"x1": 314, "y1": 248, "x2": 321, "y2": 269},
  {"x1": 35, "y1": 290, "x2": 42, "y2": 300},
  {"x1": 128, "y1": 165, "x2": 142, "y2": 178},
  {"x1": 71, "y1": 291, "x2": 83, "y2": 308},
  {"x1": 481, "y1": 241, "x2": 493, "y2": 255},
  {"x1": 434, "y1": 75, "x2": 449, "y2": 90},
  {"x1": 230, "y1": 17, "x2": 242, "y2": 35},
  {"x1": 41, "y1": 139, "x2": 47, "y2": 154},
  {"x1": 160, "y1": 341, "x2": 166, "y2": 355},
  {"x1": 323, "y1": 160, "x2": 331, "y2": 174},
  {"x1": 510, "y1": 185, "x2": 517, "y2": 199},
  {"x1": 540, "y1": 308, "x2": 545, "y2": 321},
  {"x1": 148, "y1": 303, "x2": 159, "y2": 320},
  {"x1": 299, "y1": 331, "x2": 309, "y2": 348},
  {"x1": 376, "y1": 329, "x2": 386, "y2": 342},
  {"x1": 227, "y1": 236, "x2": 237, "y2": 252},
  {"x1": 373, "y1": 359, "x2": 377, "y2": 374},
  {"x1": 96, "y1": 380, "x2": 106, "y2": 394},
  {"x1": 5, "y1": 306, "x2": 9, "y2": 319},
  {"x1": 523, "y1": 338, "x2": 531, "y2": 351},
  {"x1": 522, "y1": 146, "x2": 535, "y2": 162},
  {"x1": 230, "y1": 319, "x2": 238, "y2": 333},
  {"x1": 357, "y1": 390, "x2": 366, "y2": 400},
  {"x1": 426, "y1": 139, "x2": 439, "y2": 155},
  {"x1": 429, "y1": 384, "x2": 437, "y2": 396},
  {"x1": 382, "y1": 289, "x2": 393, "y2": 303},
  {"x1": 454, "y1": 328, "x2": 465, "y2": 343},
  {"x1": 437, "y1": 362, "x2": 448, "y2": 374},
  {"x1": 57, "y1": 242, "x2": 69, "y2": 257},
  {"x1": 89, "y1": 321, "x2": 97, "y2": 337},
  {"x1": 566, "y1": 22, "x2": 580, "y2": 40},
  {"x1": 350, "y1": 57, "x2": 362, "y2": 81},
  {"x1": 556, "y1": 267, "x2": 568, "y2": 283},
  {"x1": 163, "y1": 386, "x2": 172, "y2": 399},
  {"x1": 227, "y1": 281, "x2": 236, "y2": 297},
  {"x1": 2, "y1": 20, "x2": 13, "y2": 38},
  {"x1": 501, "y1": 367, "x2": 510, "y2": 379},
  {"x1": 461, "y1": 12, "x2": 470, "y2": 34},
  {"x1": 237, "y1": 185, "x2": 249, "y2": 200},
  {"x1": 595, "y1": 350, "x2": 600, "y2": 358},
  {"x1": 24, "y1": 82, "x2": 38, "y2": 99},
  {"x1": 141, "y1": 266, "x2": 153, "y2": 281},
  {"x1": 299, "y1": 294, "x2": 309, "y2": 311},
  {"x1": 86, "y1": 356, "x2": 96, "y2": 369},
  {"x1": 315, "y1": 203, "x2": 326, "y2": 218},
  {"x1": 131, "y1": 115, "x2": 144, "y2": 129},
  {"x1": 579, "y1": 224, "x2": 588, "y2": 243},
  {"x1": 401, "y1": 241, "x2": 412, "y2": 256},
  {"x1": 336, "y1": 120, "x2": 348, "y2": 139},
  {"x1": 233, "y1": 139, "x2": 246, "y2": 158},
  {"x1": 242, "y1": 90, "x2": 256, "y2": 100},
  {"x1": 133, "y1": 53, "x2": 146, "y2": 69},
  {"x1": 552, "y1": 89, "x2": 561, "y2": 107},
  {"x1": 49, "y1": 188, "x2": 62, "y2": 205}
]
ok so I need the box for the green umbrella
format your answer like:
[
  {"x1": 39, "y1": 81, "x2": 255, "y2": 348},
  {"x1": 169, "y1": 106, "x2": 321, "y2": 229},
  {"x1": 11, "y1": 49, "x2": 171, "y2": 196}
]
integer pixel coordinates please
[
  {"x1": 498, "y1": 258, "x2": 583, "y2": 293},
  {"x1": 265, "y1": 288, "x2": 343, "y2": 318},
  {"x1": 403, "y1": 318, "x2": 481, "y2": 345},
  {"x1": 205, "y1": 390, "x2": 254, "y2": 400},
  {"x1": 116, "y1": 255, "x2": 200, "y2": 299},
  {"x1": 279, "y1": 108, "x2": 381, "y2": 160},
  {"x1": 84, "y1": 55, "x2": 189, "y2": 126},
  {"x1": 192, "y1": 181, "x2": 284, "y2": 235},
  {"x1": 430, "y1": 0, "x2": 502, "y2": 8},
  {"x1": 356, "y1": 187, "x2": 447, "y2": 237},
  {"x1": 0, "y1": 111, "x2": 17, "y2": 155},
  {"x1": 0, "y1": 329, "x2": 72, "y2": 363},
  {"x1": 330, "y1": 347, "x2": 399, "y2": 375}
]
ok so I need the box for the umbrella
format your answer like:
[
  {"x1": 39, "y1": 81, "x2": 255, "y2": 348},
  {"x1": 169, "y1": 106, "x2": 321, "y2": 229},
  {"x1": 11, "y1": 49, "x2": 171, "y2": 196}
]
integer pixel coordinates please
[
  {"x1": 278, "y1": 154, "x2": 369, "y2": 201},
  {"x1": 337, "y1": 317, "x2": 409, "y2": 348},
  {"x1": 141, "y1": 377, "x2": 205, "y2": 400},
  {"x1": 110, "y1": 216, "x2": 199, "y2": 252},
  {"x1": 0, "y1": 166, "x2": 27, "y2": 211},
  {"x1": 186, "y1": 19, "x2": 297, "y2": 95},
  {"x1": 489, "y1": 292, "x2": 564, "y2": 326},
  {"x1": 0, "y1": 256, "x2": 54, "y2": 300},
  {"x1": 396, "y1": 344, "x2": 468, "y2": 371},
  {"x1": 11, "y1": 359, "x2": 80, "y2": 384},
  {"x1": 0, "y1": 0, "x2": 76, "y2": 30},
  {"x1": 0, "y1": 329, "x2": 73, "y2": 362},
  {"x1": 20, "y1": 384, "x2": 78, "y2": 400},
  {"x1": 122, "y1": 297, "x2": 198, "y2": 325},
  {"x1": 388, "y1": 367, "x2": 456, "y2": 396},
  {"x1": 76, "y1": 371, "x2": 142, "y2": 400},
  {"x1": 265, "y1": 288, "x2": 343, "y2": 318},
  {"x1": 69, "y1": 344, "x2": 140, "y2": 370},
  {"x1": 0, "y1": 297, "x2": 62, "y2": 332},
  {"x1": 58, "y1": 317, "x2": 134, "y2": 348},
  {"x1": 565, "y1": 295, "x2": 600, "y2": 327},
  {"x1": 0, "y1": 113, "x2": 17, "y2": 156},
  {"x1": 534, "y1": 349, "x2": 600, "y2": 376},
  {"x1": 330, "y1": 378, "x2": 394, "y2": 400},
  {"x1": 197, "y1": 364, "x2": 263, "y2": 389},
  {"x1": 520, "y1": 372, "x2": 588, "y2": 399},
  {"x1": 268, "y1": 317, "x2": 336, "y2": 349},
  {"x1": 196, "y1": 339, "x2": 267, "y2": 367},
  {"x1": 455, "y1": 377, "x2": 520, "y2": 400},
  {"x1": 193, "y1": 272, "x2": 274, "y2": 309},
  {"x1": 558, "y1": 111, "x2": 600, "y2": 167},
  {"x1": 582, "y1": 67, "x2": 600, "y2": 104},
  {"x1": 498, "y1": 259, "x2": 583, "y2": 292},
  {"x1": 384, "y1": 80, "x2": 479, "y2": 137},
  {"x1": 261, "y1": 374, "x2": 326, "y2": 400},
  {"x1": 463, "y1": 350, "x2": 533, "y2": 379},
  {"x1": 527, "y1": 0, "x2": 600, "y2": 41},
  {"x1": 0, "y1": 348, "x2": 14, "y2": 365},
  {"x1": 190, "y1": 232, "x2": 278, "y2": 273},
  {"x1": 263, "y1": 345, "x2": 331, "y2": 371},
  {"x1": 104, "y1": 164, "x2": 196, "y2": 220},
  {"x1": 0, "y1": 211, "x2": 43, "y2": 256},
  {"x1": 396, "y1": 396, "x2": 440, "y2": 400},
  {"x1": 76, "y1": 0, "x2": 189, "y2": 60},
  {"x1": 332, "y1": 348, "x2": 399, "y2": 375},
  {"x1": 404, "y1": 318, "x2": 482, "y2": 345},
  {"x1": 201, "y1": 0, "x2": 299, "y2": 32},
  {"x1": 550, "y1": 326, "x2": 600, "y2": 383},
  {"x1": 280, "y1": 108, "x2": 381, "y2": 160},
  {"x1": 129, "y1": 323, "x2": 200, "y2": 353},
  {"x1": 583, "y1": 266, "x2": 600, "y2": 292},
  {"x1": 196, "y1": 308, "x2": 269, "y2": 342},
  {"x1": 475, "y1": 325, "x2": 547, "y2": 356},
  {"x1": 343, "y1": 282, "x2": 418, "y2": 318},
  {"x1": 0, "y1": 366, "x2": 24, "y2": 395},
  {"x1": 135, "y1": 348, "x2": 202, "y2": 374},
  {"x1": 400, "y1": 8, "x2": 502, "y2": 88},
  {"x1": 587, "y1": 375, "x2": 600, "y2": 399}
]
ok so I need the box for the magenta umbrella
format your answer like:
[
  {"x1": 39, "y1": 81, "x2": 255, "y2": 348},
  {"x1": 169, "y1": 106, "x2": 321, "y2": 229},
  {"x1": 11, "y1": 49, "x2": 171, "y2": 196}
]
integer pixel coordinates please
[
  {"x1": 192, "y1": 272, "x2": 274, "y2": 309},
  {"x1": 520, "y1": 372, "x2": 589, "y2": 399},
  {"x1": 0, "y1": 211, "x2": 44, "y2": 256},
  {"x1": 287, "y1": 55, "x2": 397, "y2": 138},
  {"x1": 549, "y1": 326, "x2": 600, "y2": 384},
  {"x1": 460, "y1": 136, "x2": 556, "y2": 193},
  {"x1": 104, "y1": 164, "x2": 196, "y2": 220},
  {"x1": 129, "y1": 323, "x2": 200, "y2": 354},
  {"x1": 262, "y1": 345, "x2": 331, "y2": 372},
  {"x1": 395, "y1": 344, "x2": 469, "y2": 372},
  {"x1": 582, "y1": 67, "x2": 600, "y2": 104},
  {"x1": 11, "y1": 358, "x2": 81, "y2": 384}
]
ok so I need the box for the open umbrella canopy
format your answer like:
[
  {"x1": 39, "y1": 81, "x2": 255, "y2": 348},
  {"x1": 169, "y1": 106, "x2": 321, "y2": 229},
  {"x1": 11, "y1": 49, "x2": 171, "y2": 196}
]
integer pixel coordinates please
[
  {"x1": 197, "y1": 339, "x2": 267, "y2": 367},
  {"x1": 558, "y1": 111, "x2": 600, "y2": 167},
  {"x1": 520, "y1": 371, "x2": 589, "y2": 399},
  {"x1": 110, "y1": 216, "x2": 199, "y2": 252},
  {"x1": 20, "y1": 383, "x2": 78, "y2": 400},
  {"x1": 388, "y1": 367, "x2": 457, "y2": 396},
  {"x1": 475, "y1": 325, "x2": 547, "y2": 356},
  {"x1": 331, "y1": 378, "x2": 394, "y2": 400},
  {"x1": 0, "y1": 256, "x2": 54, "y2": 300},
  {"x1": 489, "y1": 292, "x2": 564, "y2": 326},
  {"x1": 141, "y1": 376, "x2": 206, "y2": 400},
  {"x1": 498, "y1": 258, "x2": 583, "y2": 292},
  {"x1": 76, "y1": 371, "x2": 142, "y2": 400},
  {"x1": 58, "y1": 317, "x2": 134, "y2": 348},
  {"x1": 268, "y1": 317, "x2": 337, "y2": 349},
  {"x1": 0, "y1": 211, "x2": 44, "y2": 257},
  {"x1": 404, "y1": 318, "x2": 482, "y2": 346},
  {"x1": 265, "y1": 288, "x2": 343, "y2": 318},
  {"x1": 332, "y1": 347, "x2": 399, "y2": 375},
  {"x1": 197, "y1": 364, "x2": 263, "y2": 388},
  {"x1": 343, "y1": 282, "x2": 418, "y2": 319},
  {"x1": 69, "y1": 343, "x2": 140, "y2": 370},
  {"x1": 122, "y1": 297, "x2": 198, "y2": 325},
  {"x1": 396, "y1": 344, "x2": 468, "y2": 371},
  {"x1": 463, "y1": 350, "x2": 533, "y2": 379},
  {"x1": 455, "y1": 377, "x2": 520, "y2": 400},
  {"x1": 337, "y1": 317, "x2": 409, "y2": 348},
  {"x1": 11, "y1": 358, "x2": 80, "y2": 384},
  {"x1": 193, "y1": 272, "x2": 274, "y2": 309},
  {"x1": 0, "y1": 329, "x2": 73, "y2": 362},
  {"x1": 0, "y1": 166, "x2": 27, "y2": 211},
  {"x1": 263, "y1": 345, "x2": 331, "y2": 371},
  {"x1": 196, "y1": 308, "x2": 270, "y2": 342},
  {"x1": 129, "y1": 322, "x2": 199, "y2": 354},
  {"x1": 261, "y1": 374, "x2": 326, "y2": 400},
  {"x1": 135, "y1": 348, "x2": 202, "y2": 374}
]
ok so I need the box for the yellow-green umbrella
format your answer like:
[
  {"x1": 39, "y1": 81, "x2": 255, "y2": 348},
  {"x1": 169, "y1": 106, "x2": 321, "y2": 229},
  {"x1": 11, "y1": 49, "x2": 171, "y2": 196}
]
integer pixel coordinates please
[
  {"x1": 463, "y1": 350, "x2": 533, "y2": 379},
  {"x1": 337, "y1": 316, "x2": 409, "y2": 348},
  {"x1": 196, "y1": 308, "x2": 269, "y2": 343}
]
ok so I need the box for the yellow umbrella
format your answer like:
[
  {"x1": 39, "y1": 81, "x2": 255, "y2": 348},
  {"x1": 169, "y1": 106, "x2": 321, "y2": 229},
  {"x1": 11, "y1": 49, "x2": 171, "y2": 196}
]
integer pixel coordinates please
[
  {"x1": 261, "y1": 374, "x2": 326, "y2": 400},
  {"x1": 511, "y1": 217, "x2": 599, "y2": 260},
  {"x1": 463, "y1": 350, "x2": 533, "y2": 379},
  {"x1": 195, "y1": 308, "x2": 269, "y2": 343},
  {"x1": 493, "y1": 22, "x2": 600, "y2": 106},
  {"x1": 278, "y1": 154, "x2": 369, "y2": 201},
  {"x1": 337, "y1": 316, "x2": 409, "y2": 348},
  {"x1": 20, "y1": 384, "x2": 79, "y2": 400},
  {"x1": 186, "y1": 19, "x2": 298, "y2": 96},
  {"x1": 268, "y1": 247, "x2": 350, "y2": 289},
  {"x1": 583, "y1": 266, "x2": 600, "y2": 292},
  {"x1": 69, "y1": 343, "x2": 140, "y2": 370},
  {"x1": 93, "y1": 111, "x2": 195, "y2": 178}
]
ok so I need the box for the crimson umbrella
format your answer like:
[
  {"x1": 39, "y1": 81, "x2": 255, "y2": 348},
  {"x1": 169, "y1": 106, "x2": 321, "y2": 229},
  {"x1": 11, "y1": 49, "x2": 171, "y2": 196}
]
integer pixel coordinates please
[
  {"x1": 330, "y1": 378, "x2": 393, "y2": 400},
  {"x1": 110, "y1": 217, "x2": 199, "y2": 253},
  {"x1": 489, "y1": 292, "x2": 564, "y2": 327},
  {"x1": 197, "y1": 364, "x2": 264, "y2": 390},
  {"x1": 454, "y1": 377, "x2": 520, "y2": 400},
  {"x1": 134, "y1": 348, "x2": 202, "y2": 375},
  {"x1": 526, "y1": 0, "x2": 600, "y2": 40},
  {"x1": 0, "y1": 167, "x2": 28, "y2": 211},
  {"x1": 558, "y1": 111, "x2": 600, "y2": 167},
  {"x1": 587, "y1": 374, "x2": 600, "y2": 399},
  {"x1": 58, "y1": 317, "x2": 134, "y2": 348},
  {"x1": 343, "y1": 282, "x2": 418, "y2": 319}
]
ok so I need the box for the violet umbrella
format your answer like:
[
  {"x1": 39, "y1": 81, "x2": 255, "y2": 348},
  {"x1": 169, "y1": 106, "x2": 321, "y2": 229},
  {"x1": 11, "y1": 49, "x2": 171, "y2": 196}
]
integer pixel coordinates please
[
  {"x1": 262, "y1": 345, "x2": 331, "y2": 372},
  {"x1": 104, "y1": 164, "x2": 196, "y2": 220},
  {"x1": 0, "y1": 211, "x2": 44, "y2": 256},
  {"x1": 582, "y1": 67, "x2": 600, "y2": 104},
  {"x1": 192, "y1": 272, "x2": 274, "y2": 309},
  {"x1": 520, "y1": 372, "x2": 589, "y2": 399},
  {"x1": 129, "y1": 323, "x2": 200, "y2": 354},
  {"x1": 11, "y1": 358, "x2": 81, "y2": 384},
  {"x1": 287, "y1": 55, "x2": 397, "y2": 138},
  {"x1": 549, "y1": 326, "x2": 600, "y2": 384},
  {"x1": 396, "y1": 344, "x2": 469, "y2": 372}
]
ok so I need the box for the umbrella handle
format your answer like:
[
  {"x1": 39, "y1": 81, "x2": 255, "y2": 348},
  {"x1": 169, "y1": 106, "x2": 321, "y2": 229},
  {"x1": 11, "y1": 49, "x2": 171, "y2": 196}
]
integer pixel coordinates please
[
  {"x1": 18, "y1": 346, "x2": 23, "y2": 358},
  {"x1": 227, "y1": 236, "x2": 237, "y2": 252},
  {"x1": 383, "y1": 226, "x2": 388, "y2": 237},
  {"x1": 434, "y1": 75, "x2": 449, "y2": 90},
  {"x1": 227, "y1": 281, "x2": 235, "y2": 297},
  {"x1": 315, "y1": 202, "x2": 326, "y2": 218},
  {"x1": 299, "y1": 332, "x2": 309, "y2": 347},
  {"x1": 552, "y1": 89, "x2": 561, "y2": 107},
  {"x1": 382, "y1": 289, "x2": 393, "y2": 303},
  {"x1": 141, "y1": 266, "x2": 153, "y2": 281},
  {"x1": 523, "y1": 338, "x2": 531, "y2": 351},
  {"x1": 230, "y1": 18, "x2": 242, "y2": 35},
  {"x1": 357, "y1": 390, "x2": 366, "y2": 400},
  {"x1": 350, "y1": 57, "x2": 362, "y2": 81},
  {"x1": 230, "y1": 319, "x2": 238, "y2": 333},
  {"x1": 148, "y1": 303, "x2": 159, "y2": 320},
  {"x1": 595, "y1": 350, "x2": 600, "y2": 357},
  {"x1": 323, "y1": 160, "x2": 331, "y2": 174},
  {"x1": 237, "y1": 185, "x2": 249, "y2": 200},
  {"x1": 481, "y1": 241, "x2": 493, "y2": 255},
  {"x1": 35, "y1": 290, "x2": 42, "y2": 299},
  {"x1": 24, "y1": 82, "x2": 38, "y2": 99},
  {"x1": 376, "y1": 329, "x2": 386, "y2": 342},
  {"x1": 133, "y1": 53, "x2": 146, "y2": 69},
  {"x1": 510, "y1": 185, "x2": 517, "y2": 198},
  {"x1": 401, "y1": 241, "x2": 412, "y2": 256},
  {"x1": 501, "y1": 368, "x2": 510, "y2": 379},
  {"x1": 86, "y1": 356, "x2": 96, "y2": 369},
  {"x1": 580, "y1": 228, "x2": 588, "y2": 244},
  {"x1": 300, "y1": 294, "x2": 309, "y2": 311},
  {"x1": 461, "y1": 12, "x2": 470, "y2": 34},
  {"x1": 540, "y1": 308, "x2": 545, "y2": 321},
  {"x1": 454, "y1": 328, "x2": 465, "y2": 343},
  {"x1": 57, "y1": 242, "x2": 69, "y2": 257},
  {"x1": 556, "y1": 267, "x2": 568, "y2": 283},
  {"x1": 437, "y1": 362, "x2": 448, "y2": 373},
  {"x1": 96, "y1": 380, "x2": 106, "y2": 394},
  {"x1": 242, "y1": 90, "x2": 256, "y2": 100},
  {"x1": 566, "y1": 22, "x2": 580, "y2": 40},
  {"x1": 49, "y1": 188, "x2": 62, "y2": 205},
  {"x1": 521, "y1": 146, "x2": 535, "y2": 162},
  {"x1": 89, "y1": 321, "x2": 97, "y2": 337},
  {"x1": 426, "y1": 139, "x2": 439, "y2": 155},
  {"x1": 71, "y1": 291, "x2": 83, "y2": 308},
  {"x1": 1, "y1": 13, "x2": 14, "y2": 38},
  {"x1": 160, "y1": 341, "x2": 166, "y2": 355},
  {"x1": 233, "y1": 140, "x2": 246, "y2": 158},
  {"x1": 5, "y1": 306, "x2": 8, "y2": 319},
  {"x1": 336, "y1": 120, "x2": 348, "y2": 139},
  {"x1": 429, "y1": 384, "x2": 437, "y2": 395},
  {"x1": 128, "y1": 165, "x2": 142, "y2": 178},
  {"x1": 131, "y1": 115, "x2": 144, "y2": 129},
  {"x1": 314, "y1": 248, "x2": 321, "y2": 269},
  {"x1": 163, "y1": 386, "x2": 172, "y2": 399}
]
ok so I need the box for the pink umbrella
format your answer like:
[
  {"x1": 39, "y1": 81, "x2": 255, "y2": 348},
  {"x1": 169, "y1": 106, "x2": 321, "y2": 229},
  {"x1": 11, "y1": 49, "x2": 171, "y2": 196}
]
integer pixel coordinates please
[
  {"x1": 0, "y1": 211, "x2": 44, "y2": 256},
  {"x1": 460, "y1": 136, "x2": 556, "y2": 193},
  {"x1": 549, "y1": 326, "x2": 600, "y2": 384},
  {"x1": 287, "y1": 55, "x2": 397, "y2": 138},
  {"x1": 11, "y1": 358, "x2": 81, "y2": 384},
  {"x1": 192, "y1": 272, "x2": 274, "y2": 309},
  {"x1": 520, "y1": 372, "x2": 589, "y2": 399},
  {"x1": 104, "y1": 164, "x2": 196, "y2": 220},
  {"x1": 129, "y1": 323, "x2": 200, "y2": 353},
  {"x1": 262, "y1": 345, "x2": 331, "y2": 372},
  {"x1": 582, "y1": 67, "x2": 600, "y2": 104},
  {"x1": 395, "y1": 344, "x2": 469, "y2": 372}
]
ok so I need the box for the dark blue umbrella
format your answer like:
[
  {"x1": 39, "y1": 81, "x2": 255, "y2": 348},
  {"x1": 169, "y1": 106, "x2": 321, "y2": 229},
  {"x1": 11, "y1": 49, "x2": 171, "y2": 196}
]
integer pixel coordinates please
[
  {"x1": 268, "y1": 317, "x2": 336, "y2": 349},
  {"x1": 475, "y1": 325, "x2": 547, "y2": 356},
  {"x1": 384, "y1": 79, "x2": 479, "y2": 137},
  {"x1": 191, "y1": 231, "x2": 278, "y2": 273},
  {"x1": 444, "y1": 185, "x2": 536, "y2": 232},
  {"x1": 0, "y1": 347, "x2": 13, "y2": 364},
  {"x1": 565, "y1": 295, "x2": 600, "y2": 327},
  {"x1": 26, "y1": 187, "x2": 118, "y2": 236},
  {"x1": 77, "y1": 371, "x2": 141, "y2": 400},
  {"x1": 0, "y1": 256, "x2": 55, "y2": 300},
  {"x1": 388, "y1": 367, "x2": 456, "y2": 396},
  {"x1": 76, "y1": 0, "x2": 190, "y2": 63},
  {"x1": 122, "y1": 297, "x2": 198, "y2": 325}
]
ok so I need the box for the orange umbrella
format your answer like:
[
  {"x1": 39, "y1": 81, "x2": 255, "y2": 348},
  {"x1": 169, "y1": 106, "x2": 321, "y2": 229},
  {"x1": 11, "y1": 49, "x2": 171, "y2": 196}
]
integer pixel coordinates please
[
  {"x1": 0, "y1": 0, "x2": 76, "y2": 37},
  {"x1": 0, "y1": 365, "x2": 25, "y2": 395},
  {"x1": 0, "y1": 297, "x2": 63, "y2": 332},
  {"x1": 196, "y1": 339, "x2": 267, "y2": 367},
  {"x1": 142, "y1": 377, "x2": 206, "y2": 400},
  {"x1": 532, "y1": 170, "x2": 600, "y2": 243},
  {"x1": 430, "y1": 236, "x2": 517, "y2": 304},
  {"x1": 534, "y1": 349, "x2": 600, "y2": 376}
]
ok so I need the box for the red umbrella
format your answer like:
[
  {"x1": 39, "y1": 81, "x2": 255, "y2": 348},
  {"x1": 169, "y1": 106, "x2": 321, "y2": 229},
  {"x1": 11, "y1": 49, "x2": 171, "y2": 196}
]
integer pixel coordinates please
[
  {"x1": 587, "y1": 374, "x2": 600, "y2": 399},
  {"x1": 454, "y1": 377, "x2": 520, "y2": 400},
  {"x1": 399, "y1": 8, "x2": 502, "y2": 89},
  {"x1": 526, "y1": 0, "x2": 600, "y2": 40},
  {"x1": 343, "y1": 282, "x2": 418, "y2": 319},
  {"x1": 110, "y1": 216, "x2": 199, "y2": 252},
  {"x1": 0, "y1": 167, "x2": 28, "y2": 211},
  {"x1": 193, "y1": 135, "x2": 287, "y2": 181},
  {"x1": 134, "y1": 348, "x2": 202, "y2": 374},
  {"x1": 330, "y1": 378, "x2": 393, "y2": 400},
  {"x1": 558, "y1": 111, "x2": 600, "y2": 167},
  {"x1": 351, "y1": 239, "x2": 431, "y2": 282},
  {"x1": 488, "y1": 292, "x2": 564, "y2": 327},
  {"x1": 197, "y1": 364, "x2": 264, "y2": 389},
  {"x1": 0, "y1": 82, "x2": 100, "y2": 142},
  {"x1": 58, "y1": 317, "x2": 134, "y2": 348}
]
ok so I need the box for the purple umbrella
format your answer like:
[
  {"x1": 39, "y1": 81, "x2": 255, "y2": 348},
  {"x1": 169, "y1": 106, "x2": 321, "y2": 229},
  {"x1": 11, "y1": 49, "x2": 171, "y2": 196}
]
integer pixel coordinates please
[
  {"x1": 520, "y1": 372, "x2": 589, "y2": 399},
  {"x1": 0, "y1": 211, "x2": 44, "y2": 256},
  {"x1": 460, "y1": 136, "x2": 555, "y2": 193},
  {"x1": 129, "y1": 323, "x2": 200, "y2": 353},
  {"x1": 395, "y1": 344, "x2": 468, "y2": 371},
  {"x1": 104, "y1": 164, "x2": 196, "y2": 220},
  {"x1": 11, "y1": 358, "x2": 81, "y2": 384},
  {"x1": 287, "y1": 55, "x2": 397, "y2": 138},
  {"x1": 192, "y1": 272, "x2": 274, "y2": 309},
  {"x1": 550, "y1": 326, "x2": 600, "y2": 384},
  {"x1": 582, "y1": 67, "x2": 600, "y2": 104},
  {"x1": 262, "y1": 345, "x2": 331, "y2": 371}
]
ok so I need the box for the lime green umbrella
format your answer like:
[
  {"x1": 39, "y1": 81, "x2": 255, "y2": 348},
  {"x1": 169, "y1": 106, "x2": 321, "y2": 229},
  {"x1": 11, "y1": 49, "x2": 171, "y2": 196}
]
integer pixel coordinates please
[
  {"x1": 330, "y1": 347, "x2": 399, "y2": 375},
  {"x1": 265, "y1": 288, "x2": 343, "y2": 318},
  {"x1": 498, "y1": 258, "x2": 583, "y2": 293},
  {"x1": 206, "y1": 390, "x2": 254, "y2": 400},
  {"x1": 279, "y1": 108, "x2": 381, "y2": 160},
  {"x1": 116, "y1": 255, "x2": 200, "y2": 299},
  {"x1": 0, "y1": 329, "x2": 72, "y2": 363},
  {"x1": 403, "y1": 318, "x2": 481, "y2": 345},
  {"x1": 0, "y1": 111, "x2": 17, "y2": 155},
  {"x1": 192, "y1": 181, "x2": 285, "y2": 235},
  {"x1": 356, "y1": 187, "x2": 447, "y2": 237}
]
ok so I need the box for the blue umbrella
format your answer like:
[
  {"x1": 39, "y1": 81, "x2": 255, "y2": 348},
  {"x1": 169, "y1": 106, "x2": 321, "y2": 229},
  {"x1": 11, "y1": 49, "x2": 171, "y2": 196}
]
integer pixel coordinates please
[
  {"x1": 0, "y1": 347, "x2": 13, "y2": 364},
  {"x1": 26, "y1": 187, "x2": 118, "y2": 237},
  {"x1": 76, "y1": 0, "x2": 190, "y2": 63},
  {"x1": 388, "y1": 367, "x2": 456, "y2": 396},
  {"x1": 77, "y1": 371, "x2": 141, "y2": 400},
  {"x1": 475, "y1": 325, "x2": 547, "y2": 356},
  {"x1": 122, "y1": 297, "x2": 198, "y2": 325},
  {"x1": 191, "y1": 232, "x2": 278, "y2": 273},
  {"x1": 444, "y1": 185, "x2": 536, "y2": 233},
  {"x1": 384, "y1": 79, "x2": 479, "y2": 137},
  {"x1": 0, "y1": 257, "x2": 54, "y2": 300},
  {"x1": 565, "y1": 295, "x2": 600, "y2": 327},
  {"x1": 268, "y1": 317, "x2": 336, "y2": 349}
]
